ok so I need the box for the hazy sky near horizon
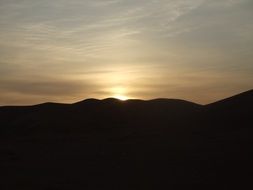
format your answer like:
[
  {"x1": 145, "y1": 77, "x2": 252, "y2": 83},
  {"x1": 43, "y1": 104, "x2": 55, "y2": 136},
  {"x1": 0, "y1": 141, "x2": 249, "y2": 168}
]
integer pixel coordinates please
[{"x1": 0, "y1": 0, "x2": 253, "y2": 105}]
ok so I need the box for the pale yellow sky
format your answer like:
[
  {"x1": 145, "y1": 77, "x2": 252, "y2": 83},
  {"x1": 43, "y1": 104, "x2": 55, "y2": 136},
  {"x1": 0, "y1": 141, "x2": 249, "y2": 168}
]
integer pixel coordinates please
[{"x1": 0, "y1": 0, "x2": 253, "y2": 105}]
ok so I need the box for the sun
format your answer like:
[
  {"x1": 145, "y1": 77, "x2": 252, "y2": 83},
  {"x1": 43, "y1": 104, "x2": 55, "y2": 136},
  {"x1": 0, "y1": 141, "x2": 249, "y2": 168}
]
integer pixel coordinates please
[
  {"x1": 110, "y1": 86, "x2": 129, "y2": 101},
  {"x1": 113, "y1": 94, "x2": 129, "y2": 101}
]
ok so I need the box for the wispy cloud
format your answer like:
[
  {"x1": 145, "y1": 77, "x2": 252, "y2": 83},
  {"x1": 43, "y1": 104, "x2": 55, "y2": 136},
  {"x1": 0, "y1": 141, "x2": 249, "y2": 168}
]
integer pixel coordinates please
[{"x1": 0, "y1": 0, "x2": 253, "y2": 104}]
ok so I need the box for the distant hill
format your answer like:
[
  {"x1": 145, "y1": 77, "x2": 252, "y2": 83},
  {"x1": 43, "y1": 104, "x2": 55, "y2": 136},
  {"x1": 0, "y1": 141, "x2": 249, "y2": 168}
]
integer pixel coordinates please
[
  {"x1": 0, "y1": 97, "x2": 202, "y2": 135},
  {"x1": 0, "y1": 90, "x2": 252, "y2": 189},
  {"x1": 203, "y1": 89, "x2": 253, "y2": 126}
]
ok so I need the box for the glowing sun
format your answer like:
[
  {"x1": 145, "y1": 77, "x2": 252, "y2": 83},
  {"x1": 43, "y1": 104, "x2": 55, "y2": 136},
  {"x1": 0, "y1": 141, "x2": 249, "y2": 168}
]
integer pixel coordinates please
[
  {"x1": 110, "y1": 86, "x2": 130, "y2": 101},
  {"x1": 113, "y1": 94, "x2": 129, "y2": 101}
]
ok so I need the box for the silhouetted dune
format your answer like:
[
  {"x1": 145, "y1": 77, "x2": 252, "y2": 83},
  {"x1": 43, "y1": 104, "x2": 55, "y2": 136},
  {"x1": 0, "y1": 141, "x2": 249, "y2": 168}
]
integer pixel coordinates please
[
  {"x1": 202, "y1": 89, "x2": 253, "y2": 127},
  {"x1": 0, "y1": 90, "x2": 252, "y2": 189},
  {"x1": 207, "y1": 89, "x2": 253, "y2": 107}
]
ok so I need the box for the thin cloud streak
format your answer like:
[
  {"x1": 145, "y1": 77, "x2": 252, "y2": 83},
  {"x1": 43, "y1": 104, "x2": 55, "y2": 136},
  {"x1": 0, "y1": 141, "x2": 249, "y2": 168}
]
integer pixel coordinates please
[{"x1": 0, "y1": 0, "x2": 253, "y2": 105}]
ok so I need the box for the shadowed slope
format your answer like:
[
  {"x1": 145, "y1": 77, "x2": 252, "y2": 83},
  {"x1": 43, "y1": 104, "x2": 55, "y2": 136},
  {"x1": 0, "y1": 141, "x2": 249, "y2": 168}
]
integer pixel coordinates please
[
  {"x1": 0, "y1": 90, "x2": 252, "y2": 189},
  {"x1": 206, "y1": 89, "x2": 253, "y2": 107},
  {"x1": 0, "y1": 98, "x2": 202, "y2": 135},
  {"x1": 203, "y1": 89, "x2": 253, "y2": 126}
]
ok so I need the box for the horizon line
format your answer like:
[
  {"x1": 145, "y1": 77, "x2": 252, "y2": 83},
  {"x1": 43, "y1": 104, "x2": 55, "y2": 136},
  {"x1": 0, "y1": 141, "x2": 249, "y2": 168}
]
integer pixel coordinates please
[{"x1": 1, "y1": 89, "x2": 252, "y2": 107}]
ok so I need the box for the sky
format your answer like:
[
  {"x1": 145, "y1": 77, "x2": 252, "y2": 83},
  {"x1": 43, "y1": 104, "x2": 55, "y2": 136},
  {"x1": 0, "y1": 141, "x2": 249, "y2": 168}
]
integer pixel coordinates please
[{"x1": 0, "y1": 0, "x2": 253, "y2": 105}]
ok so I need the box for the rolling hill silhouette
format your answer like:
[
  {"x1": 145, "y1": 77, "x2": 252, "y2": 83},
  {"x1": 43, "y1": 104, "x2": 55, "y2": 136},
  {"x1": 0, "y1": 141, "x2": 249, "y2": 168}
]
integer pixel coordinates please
[{"x1": 0, "y1": 90, "x2": 252, "y2": 189}]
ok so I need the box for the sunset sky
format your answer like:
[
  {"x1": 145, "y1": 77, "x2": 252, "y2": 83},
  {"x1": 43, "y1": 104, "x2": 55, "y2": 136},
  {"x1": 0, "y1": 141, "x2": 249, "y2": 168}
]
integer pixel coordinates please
[{"x1": 0, "y1": 0, "x2": 253, "y2": 105}]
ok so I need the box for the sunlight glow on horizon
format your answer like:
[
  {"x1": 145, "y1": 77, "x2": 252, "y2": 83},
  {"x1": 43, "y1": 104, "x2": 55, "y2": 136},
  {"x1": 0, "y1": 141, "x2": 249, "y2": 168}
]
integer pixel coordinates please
[
  {"x1": 113, "y1": 94, "x2": 129, "y2": 101},
  {"x1": 110, "y1": 86, "x2": 130, "y2": 101},
  {"x1": 0, "y1": 0, "x2": 252, "y2": 105}
]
